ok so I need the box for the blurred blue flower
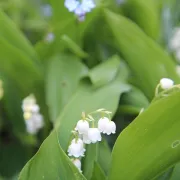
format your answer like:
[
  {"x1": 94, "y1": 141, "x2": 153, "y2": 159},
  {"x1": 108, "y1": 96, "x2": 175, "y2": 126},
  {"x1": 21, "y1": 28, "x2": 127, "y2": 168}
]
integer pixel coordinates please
[
  {"x1": 41, "y1": 4, "x2": 52, "y2": 17},
  {"x1": 64, "y1": 0, "x2": 95, "y2": 21}
]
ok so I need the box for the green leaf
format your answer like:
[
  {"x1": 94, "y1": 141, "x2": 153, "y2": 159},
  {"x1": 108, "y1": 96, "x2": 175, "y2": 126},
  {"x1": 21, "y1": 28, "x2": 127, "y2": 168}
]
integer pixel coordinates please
[
  {"x1": 119, "y1": 86, "x2": 149, "y2": 114},
  {"x1": 20, "y1": 58, "x2": 130, "y2": 178},
  {"x1": 83, "y1": 139, "x2": 111, "y2": 179},
  {"x1": 18, "y1": 130, "x2": 86, "y2": 180},
  {"x1": 104, "y1": 10, "x2": 180, "y2": 100},
  {"x1": 3, "y1": 76, "x2": 25, "y2": 134},
  {"x1": 97, "y1": 140, "x2": 111, "y2": 175},
  {"x1": 61, "y1": 35, "x2": 88, "y2": 58},
  {"x1": 89, "y1": 55, "x2": 120, "y2": 87},
  {"x1": 46, "y1": 54, "x2": 88, "y2": 121},
  {"x1": 56, "y1": 62, "x2": 130, "y2": 151},
  {"x1": 83, "y1": 144, "x2": 97, "y2": 179},
  {"x1": 109, "y1": 90, "x2": 180, "y2": 180},
  {"x1": 169, "y1": 163, "x2": 180, "y2": 180},
  {"x1": 0, "y1": 36, "x2": 42, "y2": 93},
  {"x1": 0, "y1": 141, "x2": 30, "y2": 178},
  {"x1": 0, "y1": 10, "x2": 37, "y2": 61},
  {"x1": 91, "y1": 162, "x2": 106, "y2": 180},
  {"x1": 123, "y1": 0, "x2": 160, "y2": 39}
]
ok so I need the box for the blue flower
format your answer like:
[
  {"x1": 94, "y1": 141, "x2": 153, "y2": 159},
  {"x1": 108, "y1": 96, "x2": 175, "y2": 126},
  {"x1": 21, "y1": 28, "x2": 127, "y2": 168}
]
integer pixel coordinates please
[
  {"x1": 64, "y1": 0, "x2": 95, "y2": 21},
  {"x1": 64, "y1": 0, "x2": 80, "y2": 12}
]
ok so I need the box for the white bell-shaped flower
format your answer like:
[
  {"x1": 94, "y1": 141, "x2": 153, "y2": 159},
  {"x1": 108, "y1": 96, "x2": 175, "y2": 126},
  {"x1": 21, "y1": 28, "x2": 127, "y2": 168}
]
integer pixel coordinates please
[
  {"x1": 160, "y1": 78, "x2": 174, "y2": 89},
  {"x1": 82, "y1": 134, "x2": 91, "y2": 144},
  {"x1": 76, "y1": 120, "x2": 89, "y2": 134},
  {"x1": 88, "y1": 128, "x2": 101, "y2": 143},
  {"x1": 98, "y1": 117, "x2": 116, "y2": 135},
  {"x1": 98, "y1": 117, "x2": 109, "y2": 133},
  {"x1": 25, "y1": 120, "x2": 38, "y2": 135},
  {"x1": 68, "y1": 138, "x2": 85, "y2": 158},
  {"x1": 72, "y1": 159, "x2": 82, "y2": 172},
  {"x1": 103, "y1": 121, "x2": 116, "y2": 135}
]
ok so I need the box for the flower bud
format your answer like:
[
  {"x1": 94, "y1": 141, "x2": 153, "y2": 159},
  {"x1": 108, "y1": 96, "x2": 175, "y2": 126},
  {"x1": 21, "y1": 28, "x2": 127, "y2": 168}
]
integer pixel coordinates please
[
  {"x1": 160, "y1": 78, "x2": 174, "y2": 89},
  {"x1": 72, "y1": 159, "x2": 82, "y2": 172}
]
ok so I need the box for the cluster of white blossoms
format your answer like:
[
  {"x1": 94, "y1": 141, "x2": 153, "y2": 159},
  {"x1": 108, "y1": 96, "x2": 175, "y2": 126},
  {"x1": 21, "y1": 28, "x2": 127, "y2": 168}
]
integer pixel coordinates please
[
  {"x1": 67, "y1": 109, "x2": 116, "y2": 172},
  {"x1": 169, "y1": 28, "x2": 180, "y2": 62},
  {"x1": 22, "y1": 95, "x2": 44, "y2": 135},
  {"x1": 64, "y1": 0, "x2": 95, "y2": 21}
]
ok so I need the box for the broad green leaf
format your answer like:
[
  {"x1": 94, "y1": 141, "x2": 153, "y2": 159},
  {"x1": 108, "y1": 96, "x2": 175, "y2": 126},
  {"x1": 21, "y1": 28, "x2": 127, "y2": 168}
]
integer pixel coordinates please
[
  {"x1": 83, "y1": 144, "x2": 97, "y2": 179},
  {"x1": 97, "y1": 140, "x2": 111, "y2": 175},
  {"x1": 154, "y1": 168, "x2": 173, "y2": 180},
  {"x1": 83, "y1": 140, "x2": 111, "y2": 179},
  {"x1": 56, "y1": 61, "x2": 130, "y2": 151},
  {"x1": 48, "y1": 0, "x2": 72, "y2": 23},
  {"x1": 123, "y1": 0, "x2": 160, "y2": 39},
  {"x1": 169, "y1": 163, "x2": 180, "y2": 180},
  {"x1": 89, "y1": 55, "x2": 120, "y2": 87},
  {"x1": 119, "y1": 86, "x2": 149, "y2": 114},
  {"x1": 61, "y1": 35, "x2": 88, "y2": 58},
  {"x1": 109, "y1": 90, "x2": 180, "y2": 180},
  {"x1": 104, "y1": 10, "x2": 180, "y2": 100},
  {"x1": 46, "y1": 54, "x2": 88, "y2": 121},
  {"x1": 3, "y1": 76, "x2": 25, "y2": 134},
  {"x1": 91, "y1": 162, "x2": 106, "y2": 180},
  {"x1": 0, "y1": 36, "x2": 42, "y2": 93},
  {"x1": 18, "y1": 130, "x2": 86, "y2": 180},
  {"x1": 0, "y1": 141, "x2": 30, "y2": 178},
  {"x1": 0, "y1": 10, "x2": 37, "y2": 61},
  {"x1": 20, "y1": 58, "x2": 130, "y2": 179}
]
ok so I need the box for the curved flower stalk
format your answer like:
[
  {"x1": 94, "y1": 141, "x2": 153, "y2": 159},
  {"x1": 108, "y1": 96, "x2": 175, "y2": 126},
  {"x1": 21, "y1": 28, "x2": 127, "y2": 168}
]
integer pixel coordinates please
[
  {"x1": 64, "y1": 0, "x2": 96, "y2": 21},
  {"x1": 67, "y1": 109, "x2": 116, "y2": 173},
  {"x1": 22, "y1": 94, "x2": 44, "y2": 135}
]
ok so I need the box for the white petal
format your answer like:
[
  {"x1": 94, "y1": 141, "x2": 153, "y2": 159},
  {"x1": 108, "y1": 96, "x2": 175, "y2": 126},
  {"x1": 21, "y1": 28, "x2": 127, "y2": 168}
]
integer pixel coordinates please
[
  {"x1": 160, "y1": 78, "x2": 174, "y2": 89},
  {"x1": 81, "y1": 0, "x2": 95, "y2": 12},
  {"x1": 98, "y1": 117, "x2": 109, "y2": 132},
  {"x1": 68, "y1": 138, "x2": 85, "y2": 157},
  {"x1": 76, "y1": 120, "x2": 89, "y2": 134},
  {"x1": 64, "y1": 0, "x2": 79, "y2": 12},
  {"x1": 72, "y1": 159, "x2": 81, "y2": 169},
  {"x1": 88, "y1": 128, "x2": 101, "y2": 143},
  {"x1": 31, "y1": 104, "x2": 40, "y2": 113},
  {"x1": 82, "y1": 134, "x2": 91, "y2": 144},
  {"x1": 25, "y1": 120, "x2": 38, "y2": 134},
  {"x1": 104, "y1": 121, "x2": 116, "y2": 135}
]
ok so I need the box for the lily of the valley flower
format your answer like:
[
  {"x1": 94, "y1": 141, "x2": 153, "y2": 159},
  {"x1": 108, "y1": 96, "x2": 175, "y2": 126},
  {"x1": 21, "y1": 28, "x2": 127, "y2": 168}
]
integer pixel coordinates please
[
  {"x1": 64, "y1": 0, "x2": 95, "y2": 21},
  {"x1": 76, "y1": 120, "x2": 89, "y2": 134},
  {"x1": 160, "y1": 78, "x2": 174, "y2": 89},
  {"x1": 68, "y1": 138, "x2": 86, "y2": 158},
  {"x1": 22, "y1": 95, "x2": 44, "y2": 134},
  {"x1": 82, "y1": 133, "x2": 91, "y2": 144},
  {"x1": 98, "y1": 117, "x2": 116, "y2": 135},
  {"x1": 72, "y1": 159, "x2": 82, "y2": 172},
  {"x1": 87, "y1": 128, "x2": 101, "y2": 143}
]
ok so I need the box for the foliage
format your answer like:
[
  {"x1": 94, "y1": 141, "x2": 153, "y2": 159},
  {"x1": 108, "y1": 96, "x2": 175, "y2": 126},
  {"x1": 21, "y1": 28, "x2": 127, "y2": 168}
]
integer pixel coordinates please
[{"x1": 0, "y1": 0, "x2": 180, "y2": 180}]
